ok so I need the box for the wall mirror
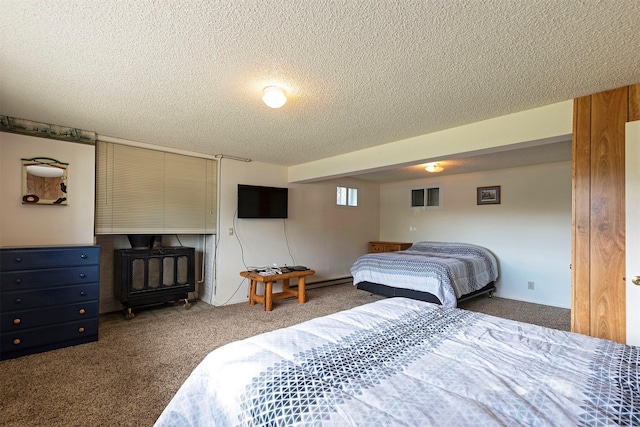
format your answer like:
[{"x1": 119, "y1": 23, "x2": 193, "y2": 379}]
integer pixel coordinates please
[{"x1": 21, "y1": 157, "x2": 68, "y2": 205}]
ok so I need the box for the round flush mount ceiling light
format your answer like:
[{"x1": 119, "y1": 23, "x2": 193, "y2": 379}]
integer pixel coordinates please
[
  {"x1": 262, "y1": 86, "x2": 287, "y2": 108},
  {"x1": 425, "y1": 162, "x2": 444, "y2": 173}
]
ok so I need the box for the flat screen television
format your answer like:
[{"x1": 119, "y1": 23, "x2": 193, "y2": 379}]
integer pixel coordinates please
[{"x1": 237, "y1": 184, "x2": 288, "y2": 219}]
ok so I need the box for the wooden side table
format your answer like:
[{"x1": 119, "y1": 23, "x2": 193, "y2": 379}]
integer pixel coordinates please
[{"x1": 240, "y1": 269, "x2": 315, "y2": 312}]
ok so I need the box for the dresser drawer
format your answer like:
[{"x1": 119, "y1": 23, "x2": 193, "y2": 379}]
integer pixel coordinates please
[
  {"x1": 369, "y1": 241, "x2": 412, "y2": 253},
  {"x1": 2, "y1": 284, "x2": 99, "y2": 312},
  {"x1": 1, "y1": 266, "x2": 100, "y2": 291},
  {"x1": 0, "y1": 246, "x2": 100, "y2": 271},
  {"x1": 383, "y1": 244, "x2": 406, "y2": 252},
  {"x1": 1, "y1": 319, "x2": 98, "y2": 357},
  {"x1": 369, "y1": 243, "x2": 385, "y2": 253},
  {"x1": 1, "y1": 301, "x2": 98, "y2": 331}
]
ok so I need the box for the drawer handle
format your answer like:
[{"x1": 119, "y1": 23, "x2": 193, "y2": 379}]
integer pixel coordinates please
[
  {"x1": 79, "y1": 273, "x2": 87, "y2": 278},
  {"x1": 80, "y1": 254, "x2": 88, "y2": 259},
  {"x1": 78, "y1": 327, "x2": 85, "y2": 333},
  {"x1": 15, "y1": 298, "x2": 22, "y2": 304},
  {"x1": 15, "y1": 278, "x2": 22, "y2": 285},
  {"x1": 13, "y1": 338, "x2": 21, "y2": 345},
  {"x1": 79, "y1": 308, "x2": 86, "y2": 315},
  {"x1": 13, "y1": 318, "x2": 21, "y2": 325},
  {"x1": 15, "y1": 257, "x2": 22, "y2": 263},
  {"x1": 79, "y1": 291, "x2": 86, "y2": 296}
]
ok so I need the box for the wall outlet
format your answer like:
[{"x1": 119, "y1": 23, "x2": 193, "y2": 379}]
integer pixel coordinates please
[
  {"x1": 228, "y1": 227, "x2": 234, "y2": 236},
  {"x1": 527, "y1": 281, "x2": 535, "y2": 290}
]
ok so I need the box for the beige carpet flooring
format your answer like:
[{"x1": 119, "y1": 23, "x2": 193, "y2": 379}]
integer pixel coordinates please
[{"x1": 0, "y1": 284, "x2": 569, "y2": 427}]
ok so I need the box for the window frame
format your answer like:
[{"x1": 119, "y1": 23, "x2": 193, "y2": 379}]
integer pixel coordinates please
[
  {"x1": 410, "y1": 186, "x2": 441, "y2": 208},
  {"x1": 336, "y1": 185, "x2": 359, "y2": 207}
]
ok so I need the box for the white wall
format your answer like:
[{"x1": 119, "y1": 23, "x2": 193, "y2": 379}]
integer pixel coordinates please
[
  {"x1": 0, "y1": 132, "x2": 96, "y2": 246},
  {"x1": 215, "y1": 158, "x2": 380, "y2": 306},
  {"x1": 380, "y1": 161, "x2": 572, "y2": 308}
]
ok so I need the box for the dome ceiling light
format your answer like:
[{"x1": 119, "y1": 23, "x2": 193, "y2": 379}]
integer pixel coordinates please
[
  {"x1": 262, "y1": 86, "x2": 287, "y2": 108},
  {"x1": 425, "y1": 162, "x2": 444, "y2": 173}
]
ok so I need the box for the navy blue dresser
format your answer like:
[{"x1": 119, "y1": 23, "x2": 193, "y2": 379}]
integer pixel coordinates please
[{"x1": 0, "y1": 245, "x2": 100, "y2": 360}]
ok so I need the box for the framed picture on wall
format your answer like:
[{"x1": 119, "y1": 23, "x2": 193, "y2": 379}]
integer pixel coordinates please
[{"x1": 477, "y1": 186, "x2": 500, "y2": 205}]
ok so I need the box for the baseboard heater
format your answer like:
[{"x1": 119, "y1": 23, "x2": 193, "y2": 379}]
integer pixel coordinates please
[{"x1": 291, "y1": 276, "x2": 353, "y2": 290}]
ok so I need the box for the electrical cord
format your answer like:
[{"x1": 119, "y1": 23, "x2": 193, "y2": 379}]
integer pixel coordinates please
[
  {"x1": 211, "y1": 156, "x2": 248, "y2": 306},
  {"x1": 216, "y1": 208, "x2": 250, "y2": 306},
  {"x1": 233, "y1": 208, "x2": 249, "y2": 270},
  {"x1": 218, "y1": 276, "x2": 249, "y2": 306},
  {"x1": 282, "y1": 218, "x2": 296, "y2": 266}
]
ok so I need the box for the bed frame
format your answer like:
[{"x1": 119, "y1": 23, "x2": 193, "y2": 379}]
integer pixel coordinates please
[{"x1": 355, "y1": 281, "x2": 495, "y2": 304}]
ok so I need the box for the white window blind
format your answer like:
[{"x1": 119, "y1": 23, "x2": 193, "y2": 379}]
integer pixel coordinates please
[
  {"x1": 95, "y1": 141, "x2": 113, "y2": 232},
  {"x1": 112, "y1": 144, "x2": 164, "y2": 232},
  {"x1": 95, "y1": 141, "x2": 217, "y2": 234}
]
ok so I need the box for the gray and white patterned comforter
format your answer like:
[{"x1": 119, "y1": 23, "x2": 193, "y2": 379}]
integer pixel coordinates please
[
  {"x1": 350, "y1": 241, "x2": 499, "y2": 306},
  {"x1": 155, "y1": 298, "x2": 639, "y2": 427}
]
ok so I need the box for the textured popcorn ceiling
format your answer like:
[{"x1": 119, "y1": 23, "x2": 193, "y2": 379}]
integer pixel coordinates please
[{"x1": 1, "y1": 1, "x2": 639, "y2": 180}]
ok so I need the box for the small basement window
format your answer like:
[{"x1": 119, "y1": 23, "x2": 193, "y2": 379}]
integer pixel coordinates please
[
  {"x1": 411, "y1": 187, "x2": 440, "y2": 207},
  {"x1": 337, "y1": 186, "x2": 358, "y2": 206}
]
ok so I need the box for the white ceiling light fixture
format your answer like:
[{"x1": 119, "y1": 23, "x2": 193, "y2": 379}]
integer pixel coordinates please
[
  {"x1": 262, "y1": 86, "x2": 287, "y2": 108},
  {"x1": 425, "y1": 162, "x2": 444, "y2": 173}
]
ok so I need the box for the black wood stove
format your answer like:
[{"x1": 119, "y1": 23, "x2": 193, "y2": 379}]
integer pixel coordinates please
[{"x1": 113, "y1": 246, "x2": 195, "y2": 319}]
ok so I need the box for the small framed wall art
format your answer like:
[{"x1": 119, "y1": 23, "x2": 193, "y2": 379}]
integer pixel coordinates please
[
  {"x1": 22, "y1": 157, "x2": 68, "y2": 205},
  {"x1": 477, "y1": 185, "x2": 500, "y2": 205}
]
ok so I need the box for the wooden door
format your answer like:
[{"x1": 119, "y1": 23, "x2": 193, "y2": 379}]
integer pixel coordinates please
[
  {"x1": 626, "y1": 120, "x2": 640, "y2": 345},
  {"x1": 572, "y1": 87, "x2": 627, "y2": 343},
  {"x1": 572, "y1": 83, "x2": 640, "y2": 343}
]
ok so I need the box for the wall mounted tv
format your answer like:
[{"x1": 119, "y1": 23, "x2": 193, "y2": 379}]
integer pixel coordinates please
[{"x1": 237, "y1": 184, "x2": 288, "y2": 219}]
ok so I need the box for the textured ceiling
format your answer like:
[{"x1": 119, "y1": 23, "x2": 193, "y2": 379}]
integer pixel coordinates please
[{"x1": 1, "y1": 1, "x2": 639, "y2": 180}]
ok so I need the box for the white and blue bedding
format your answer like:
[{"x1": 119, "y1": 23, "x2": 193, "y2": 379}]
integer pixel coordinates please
[
  {"x1": 155, "y1": 298, "x2": 639, "y2": 426},
  {"x1": 350, "y1": 241, "x2": 499, "y2": 306}
]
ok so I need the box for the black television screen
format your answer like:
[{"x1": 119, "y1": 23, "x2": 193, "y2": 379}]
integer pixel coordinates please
[{"x1": 237, "y1": 184, "x2": 288, "y2": 219}]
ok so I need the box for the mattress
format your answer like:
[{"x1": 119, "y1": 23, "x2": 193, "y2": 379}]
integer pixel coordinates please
[
  {"x1": 350, "y1": 241, "x2": 499, "y2": 306},
  {"x1": 155, "y1": 297, "x2": 639, "y2": 426}
]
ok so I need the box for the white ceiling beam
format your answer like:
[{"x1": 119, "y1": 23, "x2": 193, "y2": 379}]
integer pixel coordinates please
[{"x1": 288, "y1": 100, "x2": 573, "y2": 183}]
